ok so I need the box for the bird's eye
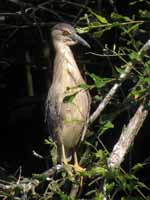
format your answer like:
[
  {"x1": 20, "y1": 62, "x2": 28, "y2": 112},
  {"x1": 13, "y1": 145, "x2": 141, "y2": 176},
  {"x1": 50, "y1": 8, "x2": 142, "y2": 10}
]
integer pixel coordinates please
[{"x1": 63, "y1": 30, "x2": 70, "y2": 36}]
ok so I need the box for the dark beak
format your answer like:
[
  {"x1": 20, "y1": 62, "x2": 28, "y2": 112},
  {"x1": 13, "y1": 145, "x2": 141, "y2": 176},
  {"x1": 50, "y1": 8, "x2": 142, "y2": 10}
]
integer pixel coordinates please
[{"x1": 70, "y1": 33, "x2": 90, "y2": 48}]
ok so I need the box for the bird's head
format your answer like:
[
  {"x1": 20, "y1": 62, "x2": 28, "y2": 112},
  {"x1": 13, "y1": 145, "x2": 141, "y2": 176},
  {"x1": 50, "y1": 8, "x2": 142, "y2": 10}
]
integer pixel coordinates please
[{"x1": 51, "y1": 23, "x2": 90, "y2": 48}]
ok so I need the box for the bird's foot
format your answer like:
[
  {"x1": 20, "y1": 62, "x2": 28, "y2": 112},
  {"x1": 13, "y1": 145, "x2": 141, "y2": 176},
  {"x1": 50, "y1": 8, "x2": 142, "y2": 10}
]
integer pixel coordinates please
[
  {"x1": 73, "y1": 164, "x2": 85, "y2": 187},
  {"x1": 73, "y1": 163, "x2": 86, "y2": 173}
]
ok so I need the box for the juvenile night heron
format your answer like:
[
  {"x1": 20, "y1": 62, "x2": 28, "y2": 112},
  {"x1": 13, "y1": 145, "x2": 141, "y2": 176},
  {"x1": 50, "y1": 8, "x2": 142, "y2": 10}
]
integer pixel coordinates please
[{"x1": 46, "y1": 23, "x2": 91, "y2": 172}]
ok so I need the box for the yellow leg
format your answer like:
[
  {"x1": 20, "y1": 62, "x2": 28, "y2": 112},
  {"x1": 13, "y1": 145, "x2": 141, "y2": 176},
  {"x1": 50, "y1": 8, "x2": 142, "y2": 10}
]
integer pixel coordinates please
[
  {"x1": 61, "y1": 144, "x2": 73, "y2": 176},
  {"x1": 73, "y1": 151, "x2": 85, "y2": 188},
  {"x1": 62, "y1": 144, "x2": 68, "y2": 165},
  {"x1": 73, "y1": 151, "x2": 86, "y2": 172}
]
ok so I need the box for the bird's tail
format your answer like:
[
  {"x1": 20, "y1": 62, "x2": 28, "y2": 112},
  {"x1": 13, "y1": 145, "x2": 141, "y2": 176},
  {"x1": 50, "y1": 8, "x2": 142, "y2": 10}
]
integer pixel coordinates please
[{"x1": 65, "y1": 149, "x2": 72, "y2": 162}]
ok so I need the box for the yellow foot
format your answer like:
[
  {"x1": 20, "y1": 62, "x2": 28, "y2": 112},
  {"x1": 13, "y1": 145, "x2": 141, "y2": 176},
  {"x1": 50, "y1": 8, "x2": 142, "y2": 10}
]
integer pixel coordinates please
[
  {"x1": 73, "y1": 164, "x2": 86, "y2": 173},
  {"x1": 73, "y1": 164, "x2": 85, "y2": 187}
]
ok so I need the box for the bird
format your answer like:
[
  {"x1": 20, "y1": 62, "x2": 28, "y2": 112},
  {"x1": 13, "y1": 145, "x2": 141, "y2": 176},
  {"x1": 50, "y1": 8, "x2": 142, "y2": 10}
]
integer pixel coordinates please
[{"x1": 46, "y1": 23, "x2": 91, "y2": 172}]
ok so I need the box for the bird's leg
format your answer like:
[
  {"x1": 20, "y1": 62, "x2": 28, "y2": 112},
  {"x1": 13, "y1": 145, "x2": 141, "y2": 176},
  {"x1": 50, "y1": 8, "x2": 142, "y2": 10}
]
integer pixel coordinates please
[
  {"x1": 62, "y1": 144, "x2": 68, "y2": 165},
  {"x1": 73, "y1": 151, "x2": 85, "y2": 189},
  {"x1": 62, "y1": 144, "x2": 73, "y2": 175},
  {"x1": 73, "y1": 151, "x2": 86, "y2": 172}
]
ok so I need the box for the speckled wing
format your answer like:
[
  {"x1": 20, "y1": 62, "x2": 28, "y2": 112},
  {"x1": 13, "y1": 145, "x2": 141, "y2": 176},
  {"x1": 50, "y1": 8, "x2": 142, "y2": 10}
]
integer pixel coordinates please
[
  {"x1": 80, "y1": 90, "x2": 91, "y2": 142},
  {"x1": 45, "y1": 91, "x2": 61, "y2": 140}
]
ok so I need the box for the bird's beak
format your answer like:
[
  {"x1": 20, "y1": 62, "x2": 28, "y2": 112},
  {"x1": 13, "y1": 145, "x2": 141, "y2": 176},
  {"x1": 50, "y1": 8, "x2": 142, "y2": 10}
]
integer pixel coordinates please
[{"x1": 70, "y1": 33, "x2": 90, "y2": 48}]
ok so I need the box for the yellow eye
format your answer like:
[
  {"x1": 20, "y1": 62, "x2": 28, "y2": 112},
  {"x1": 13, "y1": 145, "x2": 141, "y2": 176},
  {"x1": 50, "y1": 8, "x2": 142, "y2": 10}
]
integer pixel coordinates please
[{"x1": 63, "y1": 30, "x2": 70, "y2": 36}]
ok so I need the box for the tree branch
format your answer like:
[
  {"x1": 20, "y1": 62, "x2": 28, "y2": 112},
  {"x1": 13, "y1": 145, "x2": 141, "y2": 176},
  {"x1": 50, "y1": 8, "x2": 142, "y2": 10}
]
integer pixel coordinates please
[
  {"x1": 107, "y1": 103, "x2": 148, "y2": 169},
  {"x1": 88, "y1": 38, "x2": 150, "y2": 125}
]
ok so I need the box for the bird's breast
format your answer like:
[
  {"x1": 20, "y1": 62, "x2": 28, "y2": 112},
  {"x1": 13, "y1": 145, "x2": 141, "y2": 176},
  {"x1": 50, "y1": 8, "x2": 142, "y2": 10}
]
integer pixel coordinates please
[{"x1": 49, "y1": 52, "x2": 90, "y2": 148}]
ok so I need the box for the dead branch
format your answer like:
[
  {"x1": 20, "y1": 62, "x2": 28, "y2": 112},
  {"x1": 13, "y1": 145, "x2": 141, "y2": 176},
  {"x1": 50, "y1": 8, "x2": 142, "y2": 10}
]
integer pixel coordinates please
[{"x1": 107, "y1": 103, "x2": 148, "y2": 169}]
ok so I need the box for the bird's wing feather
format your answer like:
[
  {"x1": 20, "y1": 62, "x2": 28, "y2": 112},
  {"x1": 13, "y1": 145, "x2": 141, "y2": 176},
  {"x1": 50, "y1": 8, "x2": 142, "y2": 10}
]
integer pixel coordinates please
[
  {"x1": 80, "y1": 90, "x2": 91, "y2": 141},
  {"x1": 45, "y1": 92, "x2": 62, "y2": 140}
]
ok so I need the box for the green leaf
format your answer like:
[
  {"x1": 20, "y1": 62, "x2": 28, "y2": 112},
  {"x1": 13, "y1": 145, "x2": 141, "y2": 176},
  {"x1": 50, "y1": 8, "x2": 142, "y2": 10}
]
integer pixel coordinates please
[
  {"x1": 96, "y1": 15, "x2": 108, "y2": 24},
  {"x1": 105, "y1": 182, "x2": 115, "y2": 193},
  {"x1": 44, "y1": 137, "x2": 54, "y2": 145},
  {"x1": 44, "y1": 138, "x2": 57, "y2": 165},
  {"x1": 76, "y1": 26, "x2": 89, "y2": 34},
  {"x1": 95, "y1": 150, "x2": 107, "y2": 159},
  {"x1": 126, "y1": 23, "x2": 140, "y2": 34},
  {"x1": 89, "y1": 21, "x2": 102, "y2": 28},
  {"x1": 115, "y1": 67, "x2": 125, "y2": 74},
  {"x1": 111, "y1": 12, "x2": 131, "y2": 22},
  {"x1": 79, "y1": 83, "x2": 94, "y2": 89},
  {"x1": 89, "y1": 73, "x2": 112, "y2": 88},
  {"x1": 129, "y1": 51, "x2": 142, "y2": 62},
  {"x1": 89, "y1": 9, "x2": 108, "y2": 24},
  {"x1": 129, "y1": 0, "x2": 144, "y2": 5},
  {"x1": 94, "y1": 192, "x2": 103, "y2": 200},
  {"x1": 139, "y1": 9, "x2": 150, "y2": 19},
  {"x1": 91, "y1": 166, "x2": 108, "y2": 176},
  {"x1": 142, "y1": 77, "x2": 150, "y2": 84},
  {"x1": 58, "y1": 191, "x2": 72, "y2": 200},
  {"x1": 131, "y1": 163, "x2": 144, "y2": 173},
  {"x1": 99, "y1": 120, "x2": 114, "y2": 136},
  {"x1": 63, "y1": 93, "x2": 77, "y2": 103}
]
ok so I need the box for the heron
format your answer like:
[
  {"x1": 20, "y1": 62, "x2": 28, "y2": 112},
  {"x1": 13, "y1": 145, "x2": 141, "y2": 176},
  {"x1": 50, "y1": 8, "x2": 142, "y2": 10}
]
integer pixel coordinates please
[{"x1": 46, "y1": 23, "x2": 91, "y2": 172}]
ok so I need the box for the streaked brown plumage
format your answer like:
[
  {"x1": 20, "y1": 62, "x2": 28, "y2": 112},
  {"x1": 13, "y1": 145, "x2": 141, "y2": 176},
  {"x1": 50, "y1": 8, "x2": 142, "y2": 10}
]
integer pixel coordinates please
[{"x1": 46, "y1": 23, "x2": 91, "y2": 171}]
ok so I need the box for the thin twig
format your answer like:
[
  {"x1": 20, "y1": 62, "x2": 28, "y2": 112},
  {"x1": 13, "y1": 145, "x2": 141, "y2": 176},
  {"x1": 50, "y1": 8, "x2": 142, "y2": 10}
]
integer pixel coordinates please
[{"x1": 73, "y1": 0, "x2": 89, "y2": 25}]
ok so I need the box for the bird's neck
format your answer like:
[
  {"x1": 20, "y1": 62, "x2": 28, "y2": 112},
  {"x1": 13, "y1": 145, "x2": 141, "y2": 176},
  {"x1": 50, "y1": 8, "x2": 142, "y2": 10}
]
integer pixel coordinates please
[
  {"x1": 54, "y1": 42, "x2": 74, "y2": 59},
  {"x1": 52, "y1": 41, "x2": 84, "y2": 84},
  {"x1": 54, "y1": 42, "x2": 77, "y2": 70}
]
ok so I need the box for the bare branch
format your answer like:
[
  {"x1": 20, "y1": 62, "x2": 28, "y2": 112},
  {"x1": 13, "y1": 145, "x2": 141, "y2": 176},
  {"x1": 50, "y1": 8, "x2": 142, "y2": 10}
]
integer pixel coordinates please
[
  {"x1": 139, "y1": 39, "x2": 150, "y2": 54},
  {"x1": 108, "y1": 104, "x2": 148, "y2": 169}
]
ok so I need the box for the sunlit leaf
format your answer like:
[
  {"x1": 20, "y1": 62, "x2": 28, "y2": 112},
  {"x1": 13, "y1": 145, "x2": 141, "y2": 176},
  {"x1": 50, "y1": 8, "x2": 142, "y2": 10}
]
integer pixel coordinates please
[
  {"x1": 96, "y1": 15, "x2": 108, "y2": 24},
  {"x1": 91, "y1": 166, "x2": 108, "y2": 176},
  {"x1": 76, "y1": 26, "x2": 89, "y2": 34},
  {"x1": 139, "y1": 9, "x2": 150, "y2": 19},
  {"x1": 131, "y1": 163, "x2": 144, "y2": 173},
  {"x1": 89, "y1": 73, "x2": 112, "y2": 88},
  {"x1": 95, "y1": 150, "x2": 107, "y2": 159},
  {"x1": 89, "y1": 9, "x2": 108, "y2": 24},
  {"x1": 63, "y1": 93, "x2": 77, "y2": 103},
  {"x1": 115, "y1": 67, "x2": 125, "y2": 74},
  {"x1": 95, "y1": 192, "x2": 103, "y2": 200},
  {"x1": 79, "y1": 83, "x2": 94, "y2": 89},
  {"x1": 99, "y1": 120, "x2": 114, "y2": 135},
  {"x1": 129, "y1": 51, "x2": 142, "y2": 62},
  {"x1": 105, "y1": 182, "x2": 115, "y2": 193},
  {"x1": 111, "y1": 12, "x2": 131, "y2": 21}
]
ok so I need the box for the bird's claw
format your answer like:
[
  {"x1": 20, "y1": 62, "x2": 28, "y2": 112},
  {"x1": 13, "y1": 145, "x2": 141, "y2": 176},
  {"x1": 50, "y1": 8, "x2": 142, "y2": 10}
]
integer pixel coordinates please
[{"x1": 73, "y1": 164, "x2": 86, "y2": 173}]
